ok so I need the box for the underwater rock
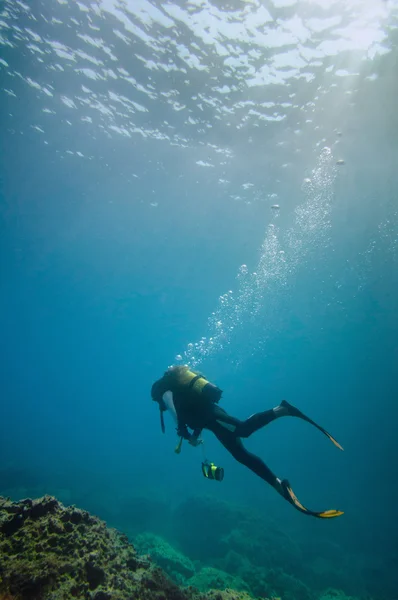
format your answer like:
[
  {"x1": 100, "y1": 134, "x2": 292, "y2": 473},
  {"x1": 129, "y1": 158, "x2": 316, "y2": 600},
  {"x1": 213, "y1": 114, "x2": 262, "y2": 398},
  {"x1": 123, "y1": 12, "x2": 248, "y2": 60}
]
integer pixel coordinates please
[
  {"x1": 173, "y1": 495, "x2": 301, "y2": 572},
  {"x1": 0, "y1": 495, "x2": 254, "y2": 600},
  {"x1": 318, "y1": 589, "x2": 357, "y2": 600},
  {"x1": 135, "y1": 532, "x2": 195, "y2": 583},
  {"x1": 187, "y1": 567, "x2": 250, "y2": 595},
  {"x1": 116, "y1": 495, "x2": 173, "y2": 537},
  {"x1": 264, "y1": 568, "x2": 312, "y2": 600},
  {"x1": 206, "y1": 593, "x2": 253, "y2": 600},
  {"x1": 172, "y1": 496, "x2": 244, "y2": 560}
]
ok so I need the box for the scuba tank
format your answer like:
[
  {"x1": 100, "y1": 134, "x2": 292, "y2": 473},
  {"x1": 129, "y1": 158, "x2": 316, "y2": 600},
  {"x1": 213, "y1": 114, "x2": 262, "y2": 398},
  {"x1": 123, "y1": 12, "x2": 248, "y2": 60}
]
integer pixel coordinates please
[{"x1": 170, "y1": 366, "x2": 223, "y2": 403}]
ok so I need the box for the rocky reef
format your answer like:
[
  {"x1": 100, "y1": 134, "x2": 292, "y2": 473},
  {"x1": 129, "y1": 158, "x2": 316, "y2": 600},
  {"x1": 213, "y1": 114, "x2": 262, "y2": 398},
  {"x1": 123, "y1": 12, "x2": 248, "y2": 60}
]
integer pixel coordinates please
[
  {"x1": 118, "y1": 496, "x2": 374, "y2": 600},
  {"x1": 0, "y1": 487, "x2": 387, "y2": 600},
  {"x1": 0, "y1": 495, "x2": 254, "y2": 600}
]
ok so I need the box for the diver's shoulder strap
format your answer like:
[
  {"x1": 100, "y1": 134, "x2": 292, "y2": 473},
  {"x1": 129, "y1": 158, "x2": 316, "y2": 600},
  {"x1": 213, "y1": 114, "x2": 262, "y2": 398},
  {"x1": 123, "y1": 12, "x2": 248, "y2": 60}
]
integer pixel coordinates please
[{"x1": 187, "y1": 374, "x2": 205, "y2": 389}]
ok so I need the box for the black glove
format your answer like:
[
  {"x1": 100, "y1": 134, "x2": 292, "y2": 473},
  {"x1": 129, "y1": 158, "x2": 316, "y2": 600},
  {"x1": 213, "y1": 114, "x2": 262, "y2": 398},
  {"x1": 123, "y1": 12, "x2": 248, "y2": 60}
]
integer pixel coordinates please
[{"x1": 177, "y1": 424, "x2": 191, "y2": 440}]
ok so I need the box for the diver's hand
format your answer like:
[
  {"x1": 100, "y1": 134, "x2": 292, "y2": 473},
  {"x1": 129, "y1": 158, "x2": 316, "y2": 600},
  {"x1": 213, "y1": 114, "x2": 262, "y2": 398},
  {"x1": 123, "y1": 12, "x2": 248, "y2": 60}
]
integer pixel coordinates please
[{"x1": 188, "y1": 436, "x2": 203, "y2": 447}]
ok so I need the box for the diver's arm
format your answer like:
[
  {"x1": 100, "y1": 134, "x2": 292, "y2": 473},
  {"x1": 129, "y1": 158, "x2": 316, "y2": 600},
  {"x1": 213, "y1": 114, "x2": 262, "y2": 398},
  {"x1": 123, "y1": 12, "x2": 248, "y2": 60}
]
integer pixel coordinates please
[
  {"x1": 177, "y1": 422, "x2": 203, "y2": 446},
  {"x1": 188, "y1": 428, "x2": 203, "y2": 447},
  {"x1": 177, "y1": 422, "x2": 192, "y2": 440},
  {"x1": 176, "y1": 421, "x2": 202, "y2": 440}
]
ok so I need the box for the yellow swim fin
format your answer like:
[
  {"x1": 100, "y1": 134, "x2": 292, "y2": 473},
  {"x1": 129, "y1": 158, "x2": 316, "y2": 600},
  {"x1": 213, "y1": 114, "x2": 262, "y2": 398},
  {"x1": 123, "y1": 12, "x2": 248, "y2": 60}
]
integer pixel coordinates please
[
  {"x1": 280, "y1": 400, "x2": 344, "y2": 451},
  {"x1": 316, "y1": 509, "x2": 345, "y2": 518},
  {"x1": 323, "y1": 430, "x2": 344, "y2": 451},
  {"x1": 282, "y1": 480, "x2": 344, "y2": 519}
]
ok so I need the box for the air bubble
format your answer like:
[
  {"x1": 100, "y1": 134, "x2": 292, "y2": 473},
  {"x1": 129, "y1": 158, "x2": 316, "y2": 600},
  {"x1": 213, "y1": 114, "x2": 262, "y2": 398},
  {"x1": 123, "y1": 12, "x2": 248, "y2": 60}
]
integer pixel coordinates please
[{"x1": 178, "y1": 145, "x2": 336, "y2": 369}]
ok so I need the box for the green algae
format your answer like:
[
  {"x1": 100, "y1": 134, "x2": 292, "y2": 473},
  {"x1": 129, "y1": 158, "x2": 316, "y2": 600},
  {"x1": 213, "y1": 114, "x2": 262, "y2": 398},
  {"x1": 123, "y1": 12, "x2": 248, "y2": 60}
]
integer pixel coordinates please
[
  {"x1": 135, "y1": 533, "x2": 195, "y2": 583},
  {"x1": 187, "y1": 567, "x2": 250, "y2": 595},
  {"x1": 0, "y1": 496, "x2": 252, "y2": 600}
]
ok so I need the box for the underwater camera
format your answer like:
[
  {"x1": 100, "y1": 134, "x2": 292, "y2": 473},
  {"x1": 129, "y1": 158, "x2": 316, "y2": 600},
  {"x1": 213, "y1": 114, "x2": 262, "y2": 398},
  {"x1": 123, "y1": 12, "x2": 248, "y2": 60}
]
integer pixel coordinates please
[{"x1": 201, "y1": 460, "x2": 224, "y2": 482}]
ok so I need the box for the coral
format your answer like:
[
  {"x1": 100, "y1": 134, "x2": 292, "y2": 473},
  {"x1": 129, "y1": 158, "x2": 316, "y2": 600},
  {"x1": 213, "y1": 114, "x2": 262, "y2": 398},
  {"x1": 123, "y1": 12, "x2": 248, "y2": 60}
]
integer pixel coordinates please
[
  {"x1": 0, "y1": 495, "x2": 253, "y2": 600},
  {"x1": 134, "y1": 533, "x2": 195, "y2": 583}
]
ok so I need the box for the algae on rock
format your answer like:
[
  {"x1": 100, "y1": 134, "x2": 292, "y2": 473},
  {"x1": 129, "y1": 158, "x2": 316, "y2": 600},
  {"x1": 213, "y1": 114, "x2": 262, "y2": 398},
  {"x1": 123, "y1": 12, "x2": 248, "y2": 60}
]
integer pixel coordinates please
[
  {"x1": 0, "y1": 495, "x2": 255, "y2": 600},
  {"x1": 134, "y1": 532, "x2": 195, "y2": 583},
  {"x1": 187, "y1": 567, "x2": 250, "y2": 595}
]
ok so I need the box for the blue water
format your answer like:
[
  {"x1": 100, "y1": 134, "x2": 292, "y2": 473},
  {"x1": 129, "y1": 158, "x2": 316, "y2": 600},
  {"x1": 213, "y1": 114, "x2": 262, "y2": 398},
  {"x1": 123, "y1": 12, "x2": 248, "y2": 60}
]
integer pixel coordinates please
[{"x1": 1, "y1": 1, "x2": 397, "y2": 599}]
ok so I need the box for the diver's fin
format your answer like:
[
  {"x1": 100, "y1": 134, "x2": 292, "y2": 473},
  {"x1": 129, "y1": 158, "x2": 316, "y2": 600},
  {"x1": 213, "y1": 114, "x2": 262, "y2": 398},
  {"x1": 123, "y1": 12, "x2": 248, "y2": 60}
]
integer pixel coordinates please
[
  {"x1": 280, "y1": 400, "x2": 344, "y2": 451},
  {"x1": 281, "y1": 479, "x2": 344, "y2": 519}
]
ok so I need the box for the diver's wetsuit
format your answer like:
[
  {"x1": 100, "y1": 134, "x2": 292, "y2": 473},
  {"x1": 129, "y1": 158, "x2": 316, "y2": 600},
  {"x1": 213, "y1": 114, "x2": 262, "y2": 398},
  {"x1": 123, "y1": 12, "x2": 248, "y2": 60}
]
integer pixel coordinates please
[
  {"x1": 204, "y1": 404, "x2": 279, "y2": 488},
  {"x1": 151, "y1": 366, "x2": 344, "y2": 519},
  {"x1": 151, "y1": 370, "x2": 281, "y2": 489}
]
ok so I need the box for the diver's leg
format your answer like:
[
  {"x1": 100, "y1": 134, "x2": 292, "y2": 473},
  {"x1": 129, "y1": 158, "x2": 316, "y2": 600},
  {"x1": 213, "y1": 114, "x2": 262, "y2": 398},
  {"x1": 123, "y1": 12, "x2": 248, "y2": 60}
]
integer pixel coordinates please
[
  {"x1": 209, "y1": 403, "x2": 343, "y2": 449},
  {"x1": 207, "y1": 421, "x2": 344, "y2": 519},
  {"x1": 210, "y1": 404, "x2": 280, "y2": 438},
  {"x1": 208, "y1": 420, "x2": 278, "y2": 487},
  {"x1": 236, "y1": 408, "x2": 283, "y2": 437},
  {"x1": 209, "y1": 405, "x2": 243, "y2": 430},
  {"x1": 209, "y1": 404, "x2": 283, "y2": 438},
  {"x1": 237, "y1": 400, "x2": 337, "y2": 437}
]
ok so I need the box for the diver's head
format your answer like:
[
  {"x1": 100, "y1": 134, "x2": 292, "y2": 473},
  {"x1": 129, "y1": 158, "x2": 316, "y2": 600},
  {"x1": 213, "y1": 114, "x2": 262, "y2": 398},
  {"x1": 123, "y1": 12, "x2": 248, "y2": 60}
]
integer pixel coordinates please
[
  {"x1": 151, "y1": 379, "x2": 168, "y2": 410},
  {"x1": 167, "y1": 364, "x2": 190, "y2": 374}
]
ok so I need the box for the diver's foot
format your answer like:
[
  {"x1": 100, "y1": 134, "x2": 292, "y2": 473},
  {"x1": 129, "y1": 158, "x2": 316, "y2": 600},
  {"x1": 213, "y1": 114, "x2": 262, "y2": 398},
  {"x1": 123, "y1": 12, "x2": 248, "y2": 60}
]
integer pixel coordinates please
[
  {"x1": 278, "y1": 399, "x2": 303, "y2": 418},
  {"x1": 276, "y1": 478, "x2": 344, "y2": 519},
  {"x1": 274, "y1": 477, "x2": 284, "y2": 493},
  {"x1": 275, "y1": 478, "x2": 297, "y2": 505},
  {"x1": 277, "y1": 477, "x2": 315, "y2": 514},
  {"x1": 277, "y1": 478, "x2": 292, "y2": 499}
]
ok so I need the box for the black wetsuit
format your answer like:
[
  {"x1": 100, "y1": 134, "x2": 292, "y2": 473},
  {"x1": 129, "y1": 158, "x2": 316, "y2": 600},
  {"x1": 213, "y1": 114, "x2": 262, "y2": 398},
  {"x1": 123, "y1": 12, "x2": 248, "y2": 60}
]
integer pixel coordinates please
[
  {"x1": 151, "y1": 368, "x2": 344, "y2": 519},
  {"x1": 151, "y1": 373, "x2": 280, "y2": 489}
]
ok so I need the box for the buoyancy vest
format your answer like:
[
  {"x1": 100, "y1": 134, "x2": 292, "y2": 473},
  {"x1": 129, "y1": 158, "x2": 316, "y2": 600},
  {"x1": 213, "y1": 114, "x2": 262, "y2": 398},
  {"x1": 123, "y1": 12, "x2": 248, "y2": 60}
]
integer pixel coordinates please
[{"x1": 167, "y1": 366, "x2": 222, "y2": 403}]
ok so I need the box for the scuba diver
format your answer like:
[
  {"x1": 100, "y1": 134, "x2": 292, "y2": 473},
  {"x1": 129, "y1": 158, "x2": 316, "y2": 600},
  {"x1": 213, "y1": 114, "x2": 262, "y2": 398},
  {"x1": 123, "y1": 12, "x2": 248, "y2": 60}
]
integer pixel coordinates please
[{"x1": 151, "y1": 365, "x2": 344, "y2": 519}]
